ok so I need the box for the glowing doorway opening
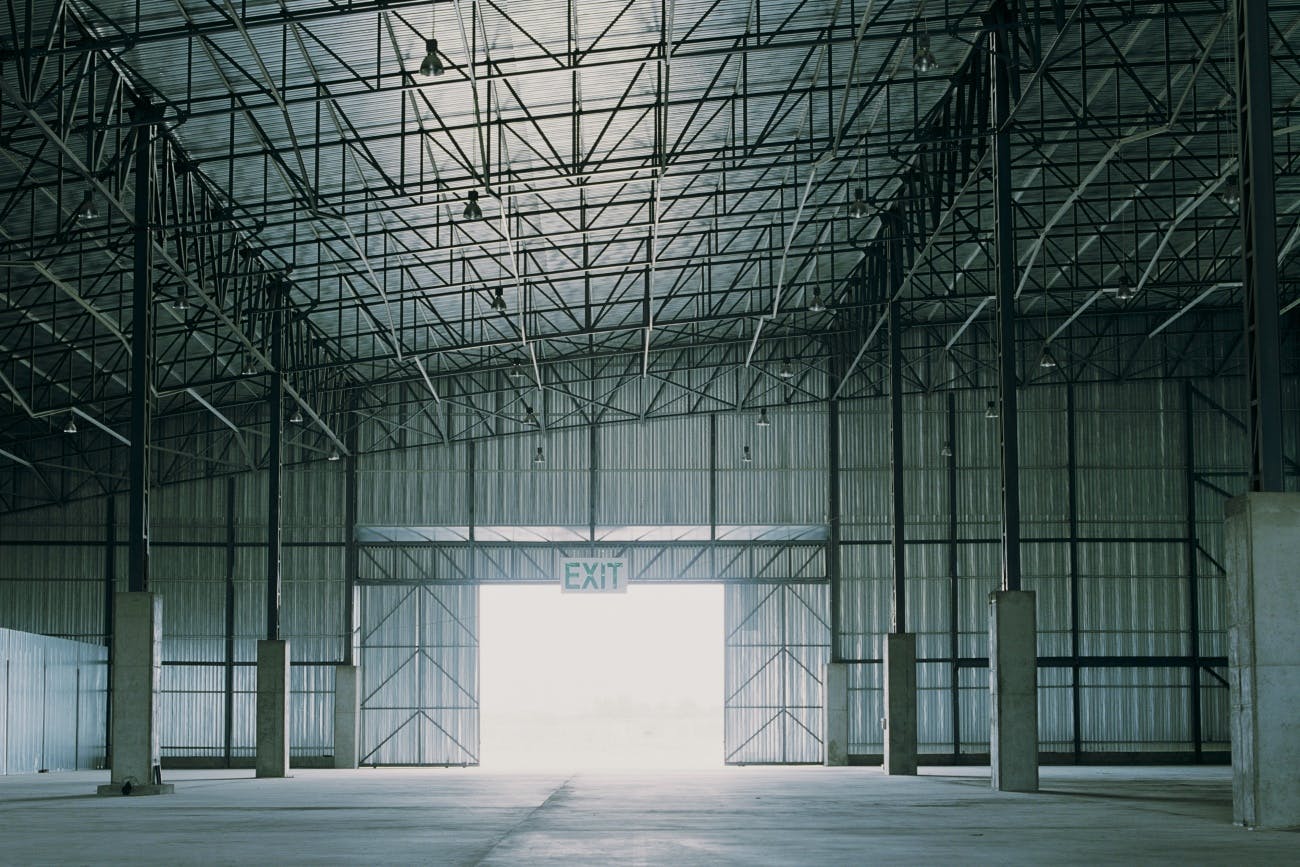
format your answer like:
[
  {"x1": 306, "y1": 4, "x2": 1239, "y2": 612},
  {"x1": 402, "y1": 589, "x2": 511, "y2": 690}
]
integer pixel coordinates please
[{"x1": 479, "y1": 584, "x2": 724, "y2": 770}]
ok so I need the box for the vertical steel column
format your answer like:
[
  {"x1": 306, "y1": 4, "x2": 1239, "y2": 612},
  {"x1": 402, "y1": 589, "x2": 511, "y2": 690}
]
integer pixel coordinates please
[
  {"x1": 223, "y1": 476, "x2": 236, "y2": 766},
  {"x1": 103, "y1": 497, "x2": 116, "y2": 644},
  {"x1": 1183, "y1": 381, "x2": 1203, "y2": 759},
  {"x1": 708, "y1": 413, "x2": 718, "y2": 541},
  {"x1": 991, "y1": 5, "x2": 1022, "y2": 592},
  {"x1": 589, "y1": 420, "x2": 598, "y2": 547},
  {"x1": 1066, "y1": 385, "x2": 1082, "y2": 760},
  {"x1": 103, "y1": 495, "x2": 116, "y2": 756},
  {"x1": 946, "y1": 394, "x2": 960, "y2": 757},
  {"x1": 266, "y1": 298, "x2": 283, "y2": 641},
  {"x1": 127, "y1": 107, "x2": 157, "y2": 593},
  {"x1": 1237, "y1": 0, "x2": 1283, "y2": 493},
  {"x1": 889, "y1": 300, "x2": 906, "y2": 634},
  {"x1": 828, "y1": 366, "x2": 842, "y2": 663},
  {"x1": 343, "y1": 411, "x2": 359, "y2": 666}
]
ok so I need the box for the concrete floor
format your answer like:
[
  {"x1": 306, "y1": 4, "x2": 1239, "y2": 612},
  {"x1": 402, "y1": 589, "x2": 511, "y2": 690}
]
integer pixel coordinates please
[{"x1": 0, "y1": 766, "x2": 1294, "y2": 865}]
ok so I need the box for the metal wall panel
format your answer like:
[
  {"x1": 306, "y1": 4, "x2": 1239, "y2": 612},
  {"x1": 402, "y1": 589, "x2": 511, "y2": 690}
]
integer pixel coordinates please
[
  {"x1": 597, "y1": 415, "x2": 709, "y2": 525},
  {"x1": 724, "y1": 583, "x2": 829, "y2": 764},
  {"x1": 0, "y1": 628, "x2": 106, "y2": 774},
  {"x1": 359, "y1": 584, "x2": 479, "y2": 765},
  {"x1": 473, "y1": 428, "x2": 590, "y2": 525}
]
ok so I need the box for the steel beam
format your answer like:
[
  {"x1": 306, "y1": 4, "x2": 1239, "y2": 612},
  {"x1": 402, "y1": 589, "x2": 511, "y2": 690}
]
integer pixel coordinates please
[
  {"x1": 889, "y1": 300, "x2": 906, "y2": 634},
  {"x1": 127, "y1": 105, "x2": 159, "y2": 593},
  {"x1": 266, "y1": 300, "x2": 284, "y2": 641},
  {"x1": 991, "y1": 4, "x2": 1022, "y2": 593},
  {"x1": 343, "y1": 407, "x2": 359, "y2": 666},
  {"x1": 1236, "y1": 0, "x2": 1284, "y2": 492},
  {"x1": 828, "y1": 355, "x2": 842, "y2": 662}
]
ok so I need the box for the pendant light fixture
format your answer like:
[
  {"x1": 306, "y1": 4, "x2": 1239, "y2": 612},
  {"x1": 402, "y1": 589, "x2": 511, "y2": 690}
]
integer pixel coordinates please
[
  {"x1": 463, "y1": 190, "x2": 483, "y2": 221},
  {"x1": 419, "y1": 39, "x2": 445, "y2": 77},
  {"x1": 76, "y1": 189, "x2": 99, "y2": 222},
  {"x1": 914, "y1": 30, "x2": 938, "y2": 73},
  {"x1": 847, "y1": 188, "x2": 868, "y2": 219}
]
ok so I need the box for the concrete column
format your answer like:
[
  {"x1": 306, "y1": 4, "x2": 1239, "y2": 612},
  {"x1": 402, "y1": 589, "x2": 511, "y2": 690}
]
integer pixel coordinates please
[
  {"x1": 256, "y1": 639, "x2": 290, "y2": 778},
  {"x1": 989, "y1": 590, "x2": 1038, "y2": 792},
  {"x1": 98, "y1": 592, "x2": 173, "y2": 796},
  {"x1": 334, "y1": 664, "x2": 361, "y2": 769},
  {"x1": 823, "y1": 662, "x2": 849, "y2": 766},
  {"x1": 884, "y1": 633, "x2": 917, "y2": 775},
  {"x1": 1226, "y1": 493, "x2": 1300, "y2": 829}
]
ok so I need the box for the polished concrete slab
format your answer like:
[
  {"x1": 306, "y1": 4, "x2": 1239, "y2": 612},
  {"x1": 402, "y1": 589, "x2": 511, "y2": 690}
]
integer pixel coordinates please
[{"x1": 0, "y1": 766, "x2": 1295, "y2": 865}]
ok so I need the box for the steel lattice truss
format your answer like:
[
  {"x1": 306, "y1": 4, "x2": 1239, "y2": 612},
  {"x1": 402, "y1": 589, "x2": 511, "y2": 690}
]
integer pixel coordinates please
[{"x1": 1, "y1": 0, "x2": 1298, "y2": 509}]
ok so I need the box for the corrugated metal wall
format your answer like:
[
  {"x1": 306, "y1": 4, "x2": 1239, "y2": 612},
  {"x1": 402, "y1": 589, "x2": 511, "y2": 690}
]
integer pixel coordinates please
[
  {"x1": 0, "y1": 628, "x2": 106, "y2": 774},
  {"x1": 725, "y1": 583, "x2": 830, "y2": 763},
  {"x1": 0, "y1": 377, "x2": 1293, "y2": 764},
  {"x1": 359, "y1": 584, "x2": 478, "y2": 765}
]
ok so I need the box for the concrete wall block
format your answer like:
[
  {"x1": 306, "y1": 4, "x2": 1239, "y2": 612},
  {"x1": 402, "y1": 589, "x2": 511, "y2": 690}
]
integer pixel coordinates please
[{"x1": 1226, "y1": 493, "x2": 1300, "y2": 830}]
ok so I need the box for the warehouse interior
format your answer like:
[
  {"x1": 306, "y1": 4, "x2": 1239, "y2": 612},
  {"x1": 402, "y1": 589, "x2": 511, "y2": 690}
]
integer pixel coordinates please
[{"x1": 1, "y1": 0, "x2": 1299, "y2": 861}]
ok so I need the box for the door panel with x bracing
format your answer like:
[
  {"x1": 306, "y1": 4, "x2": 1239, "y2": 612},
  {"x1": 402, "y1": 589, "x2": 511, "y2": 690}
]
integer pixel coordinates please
[
  {"x1": 724, "y1": 582, "x2": 830, "y2": 764},
  {"x1": 359, "y1": 584, "x2": 479, "y2": 765}
]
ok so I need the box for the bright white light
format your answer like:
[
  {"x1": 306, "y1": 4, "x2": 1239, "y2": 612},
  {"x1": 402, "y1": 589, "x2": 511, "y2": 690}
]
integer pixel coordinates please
[{"x1": 479, "y1": 583, "x2": 724, "y2": 770}]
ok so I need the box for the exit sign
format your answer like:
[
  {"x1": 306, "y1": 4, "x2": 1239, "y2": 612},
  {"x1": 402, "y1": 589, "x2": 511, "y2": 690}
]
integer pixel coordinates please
[{"x1": 560, "y1": 558, "x2": 629, "y2": 593}]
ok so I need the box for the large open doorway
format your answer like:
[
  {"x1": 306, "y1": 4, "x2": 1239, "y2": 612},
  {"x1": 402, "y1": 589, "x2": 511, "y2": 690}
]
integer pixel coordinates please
[{"x1": 479, "y1": 584, "x2": 724, "y2": 769}]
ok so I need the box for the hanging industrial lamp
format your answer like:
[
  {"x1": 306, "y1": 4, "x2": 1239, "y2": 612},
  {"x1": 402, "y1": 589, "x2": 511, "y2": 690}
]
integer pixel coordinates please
[
  {"x1": 463, "y1": 190, "x2": 483, "y2": 221},
  {"x1": 913, "y1": 32, "x2": 938, "y2": 73},
  {"x1": 419, "y1": 38, "x2": 445, "y2": 76},
  {"x1": 847, "y1": 188, "x2": 868, "y2": 219},
  {"x1": 76, "y1": 189, "x2": 99, "y2": 222}
]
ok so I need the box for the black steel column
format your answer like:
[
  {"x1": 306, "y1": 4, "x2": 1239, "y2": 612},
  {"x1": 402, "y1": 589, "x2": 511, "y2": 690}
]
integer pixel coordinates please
[
  {"x1": 1183, "y1": 381, "x2": 1203, "y2": 759},
  {"x1": 103, "y1": 496, "x2": 116, "y2": 757},
  {"x1": 128, "y1": 107, "x2": 158, "y2": 594},
  {"x1": 991, "y1": 5, "x2": 1022, "y2": 592},
  {"x1": 589, "y1": 419, "x2": 598, "y2": 548},
  {"x1": 343, "y1": 411, "x2": 359, "y2": 667},
  {"x1": 946, "y1": 394, "x2": 960, "y2": 757},
  {"x1": 1066, "y1": 385, "x2": 1082, "y2": 760},
  {"x1": 1237, "y1": 0, "x2": 1283, "y2": 493},
  {"x1": 888, "y1": 300, "x2": 906, "y2": 634},
  {"x1": 223, "y1": 476, "x2": 236, "y2": 767},
  {"x1": 828, "y1": 367, "x2": 842, "y2": 663},
  {"x1": 266, "y1": 298, "x2": 283, "y2": 641},
  {"x1": 103, "y1": 496, "x2": 116, "y2": 644},
  {"x1": 708, "y1": 413, "x2": 718, "y2": 541}
]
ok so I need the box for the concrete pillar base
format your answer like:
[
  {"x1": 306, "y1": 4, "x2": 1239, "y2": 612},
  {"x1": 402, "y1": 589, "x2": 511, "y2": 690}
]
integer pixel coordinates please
[
  {"x1": 334, "y1": 664, "x2": 360, "y2": 770},
  {"x1": 1226, "y1": 493, "x2": 1300, "y2": 830},
  {"x1": 106, "y1": 592, "x2": 169, "y2": 795},
  {"x1": 990, "y1": 590, "x2": 1038, "y2": 793},
  {"x1": 96, "y1": 782, "x2": 175, "y2": 797},
  {"x1": 883, "y1": 633, "x2": 918, "y2": 775},
  {"x1": 256, "y1": 639, "x2": 291, "y2": 779},
  {"x1": 823, "y1": 662, "x2": 849, "y2": 766}
]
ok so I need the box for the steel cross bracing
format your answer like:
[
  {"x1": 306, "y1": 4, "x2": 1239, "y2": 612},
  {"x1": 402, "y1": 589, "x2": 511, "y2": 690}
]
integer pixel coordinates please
[{"x1": 1, "y1": 0, "x2": 1298, "y2": 510}]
